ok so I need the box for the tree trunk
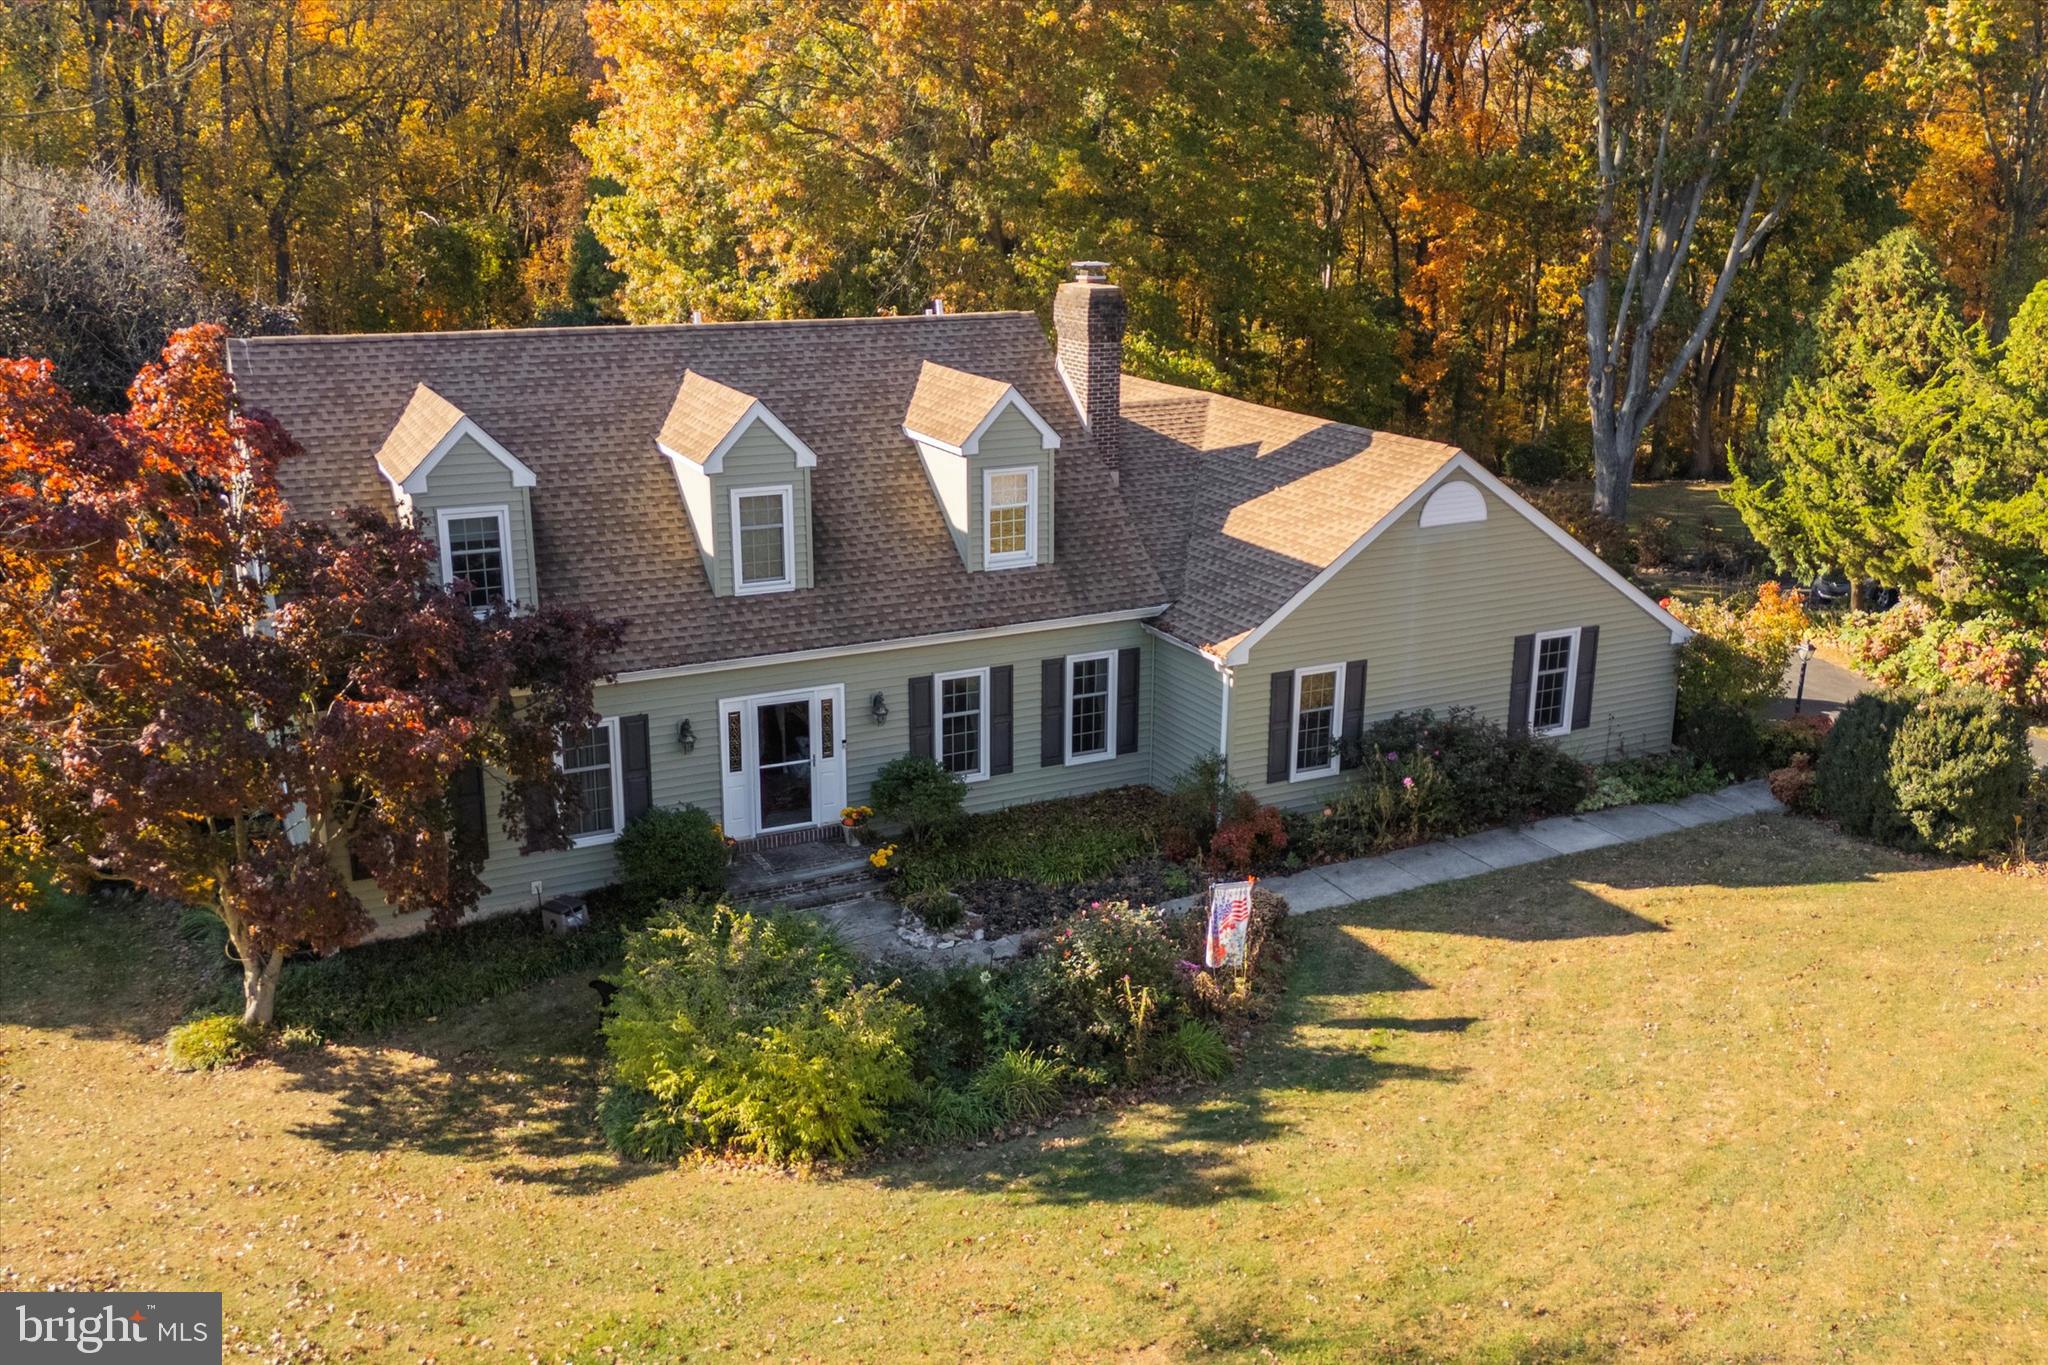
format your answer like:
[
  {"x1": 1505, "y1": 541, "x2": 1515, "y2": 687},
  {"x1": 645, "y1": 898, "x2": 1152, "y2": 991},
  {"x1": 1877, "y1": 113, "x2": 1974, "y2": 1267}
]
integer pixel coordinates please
[
  {"x1": 240, "y1": 946, "x2": 284, "y2": 1027},
  {"x1": 1849, "y1": 578, "x2": 1866, "y2": 612},
  {"x1": 1591, "y1": 420, "x2": 1634, "y2": 522}
]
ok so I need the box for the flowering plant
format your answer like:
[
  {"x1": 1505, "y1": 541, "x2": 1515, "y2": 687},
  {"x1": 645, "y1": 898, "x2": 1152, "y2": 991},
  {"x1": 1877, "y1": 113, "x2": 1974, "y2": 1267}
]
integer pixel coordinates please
[
  {"x1": 839, "y1": 804, "x2": 874, "y2": 828},
  {"x1": 1834, "y1": 599, "x2": 2048, "y2": 717},
  {"x1": 868, "y1": 842, "x2": 897, "y2": 870}
]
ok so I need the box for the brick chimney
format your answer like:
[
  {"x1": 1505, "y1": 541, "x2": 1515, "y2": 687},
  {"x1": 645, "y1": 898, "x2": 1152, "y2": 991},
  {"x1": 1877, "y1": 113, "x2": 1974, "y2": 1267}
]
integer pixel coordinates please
[{"x1": 1054, "y1": 261, "x2": 1126, "y2": 480}]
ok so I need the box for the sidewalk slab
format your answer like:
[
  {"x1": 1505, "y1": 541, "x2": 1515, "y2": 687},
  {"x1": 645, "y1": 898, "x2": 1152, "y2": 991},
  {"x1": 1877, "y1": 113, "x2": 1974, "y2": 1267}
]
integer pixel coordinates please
[
  {"x1": 1382, "y1": 841, "x2": 1494, "y2": 886},
  {"x1": 1634, "y1": 799, "x2": 1721, "y2": 829},
  {"x1": 1578, "y1": 803, "x2": 1685, "y2": 842},
  {"x1": 1451, "y1": 826, "x2": 1558, "y2": 870},
  {"x1": 1521, "y1": 813, "x2": 1625, "y2": 856},
  {"x1": 1713, "y1": 780, "x2": 1784, "y2": 815},
  {"x1": 1317, "y1": 856, "x2": 1426, "y2": 903},
  {"x1": 1259, "y1": 869, "x2": 1359, "y2": 915}
]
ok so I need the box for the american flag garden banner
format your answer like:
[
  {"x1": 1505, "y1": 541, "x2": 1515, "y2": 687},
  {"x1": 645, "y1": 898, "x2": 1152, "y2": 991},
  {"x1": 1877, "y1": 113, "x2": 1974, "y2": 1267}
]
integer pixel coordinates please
[{"x1": 1205, "y1": 879, "x2": 1255, "y2": 969}]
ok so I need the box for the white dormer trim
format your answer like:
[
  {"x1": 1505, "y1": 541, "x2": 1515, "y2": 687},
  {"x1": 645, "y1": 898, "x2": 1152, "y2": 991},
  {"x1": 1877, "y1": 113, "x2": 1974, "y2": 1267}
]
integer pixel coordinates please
[
  {"x1": 659, "y1": 402, "x2": 820, "y2": 476},
  {"x1": 902, "y1": 387, "x2": 1062, "y2": 457},
  {"x1": 399, "y1": 417, "x2": 539, "y2": 495}
]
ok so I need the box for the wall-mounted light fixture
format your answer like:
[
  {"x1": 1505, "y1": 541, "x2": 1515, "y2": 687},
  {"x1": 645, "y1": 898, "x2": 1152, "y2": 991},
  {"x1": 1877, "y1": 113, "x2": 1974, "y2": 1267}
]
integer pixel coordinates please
[
  {"x1": 677, "y1": 718, "x2": 696, "y2": 752},
  {"x1": 869, "y1": 691, "x2": 890, "y2": 725}
]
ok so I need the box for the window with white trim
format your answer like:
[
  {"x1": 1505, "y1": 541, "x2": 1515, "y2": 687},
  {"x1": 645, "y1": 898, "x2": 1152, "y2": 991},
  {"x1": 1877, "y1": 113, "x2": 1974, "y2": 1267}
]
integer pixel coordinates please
[
  {"x1": 936, "y1": 667, "x2": 988, "y2": 781},
  {"x1": 1066, "y1": 651, "x2": 1115, "y2": 762},
  {"x1": 1291, "y1": 665, "x2": 1343, "y2": 780},
  {"x1": 732, "y1": 486, "x2": 794, "y2": 593},
  {"x1": 562, "y1": 717, "x2": 623, "y2": 844},
  {"x1": 983, "y1": 467, "x2": 1038, "y2": 568},
  {"x1": 437, "y1": 506, "x2": 514, "y2": 611},
  {"x1": 1529, "y1": 629, "x2": 1579, "y2": 736}
]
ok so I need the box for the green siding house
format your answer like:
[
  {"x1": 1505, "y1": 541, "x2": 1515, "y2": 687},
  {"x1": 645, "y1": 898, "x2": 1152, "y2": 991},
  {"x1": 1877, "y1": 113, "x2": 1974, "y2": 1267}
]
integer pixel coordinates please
[{"x1": 229, "y1": 265, "x2": 1688, "y2": 934}]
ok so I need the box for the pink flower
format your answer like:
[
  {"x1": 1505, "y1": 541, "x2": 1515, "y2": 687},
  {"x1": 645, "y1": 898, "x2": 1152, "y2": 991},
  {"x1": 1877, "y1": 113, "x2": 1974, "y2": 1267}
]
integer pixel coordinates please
[
  {"x1": 1402, "y1": 776, "x2": 1415, "y2": 789},
  {"x1": 1385, "y1": 751, "x2": 1398, "y2": 761}
]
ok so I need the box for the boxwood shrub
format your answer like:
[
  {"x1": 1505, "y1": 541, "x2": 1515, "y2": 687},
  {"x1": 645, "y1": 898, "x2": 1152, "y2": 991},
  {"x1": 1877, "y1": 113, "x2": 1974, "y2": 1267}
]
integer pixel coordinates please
[
  {"x1": 1886, "y1": 687, "x2": 2032, "y2": 856},
  {"x1": 616, "y1": 804, "x2": 727, "y2": 905},
  {"x1": 1815, "y1": 691, "x2": 1915, "y2": 843}
]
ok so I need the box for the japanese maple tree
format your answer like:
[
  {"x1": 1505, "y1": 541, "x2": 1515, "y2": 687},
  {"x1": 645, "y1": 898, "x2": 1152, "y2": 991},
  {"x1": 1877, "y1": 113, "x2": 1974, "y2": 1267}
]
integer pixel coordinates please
[{"x1": 0, "y1": 325, "x2": 623, "y2": 1024}]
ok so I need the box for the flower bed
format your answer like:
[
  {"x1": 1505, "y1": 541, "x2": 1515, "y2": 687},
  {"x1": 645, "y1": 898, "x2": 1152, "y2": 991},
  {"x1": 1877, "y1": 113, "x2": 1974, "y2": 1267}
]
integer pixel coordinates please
[{"x1": 597, "y1": 890, "x2": 1295, "y2": 1165}]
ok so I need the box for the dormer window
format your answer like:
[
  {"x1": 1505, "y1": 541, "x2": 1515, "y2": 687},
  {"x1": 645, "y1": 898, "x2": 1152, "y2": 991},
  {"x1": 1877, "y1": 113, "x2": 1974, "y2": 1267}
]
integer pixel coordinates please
[
  {"x1": 903, "y1": 361, "x2": 1060, "y2": 573},
  {"x1": 657, "y1": 371, "x2": 817, "y2": 597},
  {"x1": 733, "y1": 486, "x2": 795, "y2": 594},
  {"x1": 437, "y1": 506, "x2": 515, "y2": 610},
  {"x1": 983, "y1": 468, "x2": 1039, "y2": 568}
]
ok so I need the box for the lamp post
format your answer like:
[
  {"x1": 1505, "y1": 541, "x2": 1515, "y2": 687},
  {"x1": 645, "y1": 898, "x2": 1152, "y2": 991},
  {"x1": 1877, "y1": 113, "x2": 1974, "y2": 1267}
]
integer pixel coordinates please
[{"x1": 1793, "y1": 639, "x2": 1816, "y2": 714}]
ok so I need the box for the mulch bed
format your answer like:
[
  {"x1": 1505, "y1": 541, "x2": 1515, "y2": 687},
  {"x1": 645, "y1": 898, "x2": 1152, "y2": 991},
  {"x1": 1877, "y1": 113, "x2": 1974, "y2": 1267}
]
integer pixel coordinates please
[{"x1": 951, "y1": 858, "x2": 1188, "y2": 936}]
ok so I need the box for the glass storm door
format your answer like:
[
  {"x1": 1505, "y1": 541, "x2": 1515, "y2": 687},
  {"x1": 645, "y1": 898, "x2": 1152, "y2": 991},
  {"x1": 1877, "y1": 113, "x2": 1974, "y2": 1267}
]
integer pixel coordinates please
[{"x1": 755, "y1": 699, "x2": 813, "y2": 831}]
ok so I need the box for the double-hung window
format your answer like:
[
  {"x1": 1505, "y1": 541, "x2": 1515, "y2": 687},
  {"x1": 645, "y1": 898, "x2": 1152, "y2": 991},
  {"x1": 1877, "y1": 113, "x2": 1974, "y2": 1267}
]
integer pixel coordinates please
[
  {"x1": 1528, "y1": 629, "x2": 1579, "y2": 736},
  {"x1": 437, "y1": 506, "x2": 514, "y2": 611},
  {"x1": 732, "y1": 486, "x2": 794, "y2": 594},
  {"x1": 1291, "y1": 665, "x2": 1344, "y2": 780},
  {"x1": 935, "y1": 667, "x2": 989, "y2": 781},
  {"x1": 983, "y1": 467, "x2": 1038, "y2": 569},
  {"x1": 1065, "y1": 651, "x2": 1115, "y2": 763},
  {"x1": 562, "y1": 717, "x2": 623, "y2": 845}
]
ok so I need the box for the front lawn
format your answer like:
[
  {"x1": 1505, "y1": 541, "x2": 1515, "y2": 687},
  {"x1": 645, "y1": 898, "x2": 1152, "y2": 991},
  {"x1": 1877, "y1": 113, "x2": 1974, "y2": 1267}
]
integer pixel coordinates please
[{"x1": 3, "y1": 817, "x2": 2044, "y2": 1358}]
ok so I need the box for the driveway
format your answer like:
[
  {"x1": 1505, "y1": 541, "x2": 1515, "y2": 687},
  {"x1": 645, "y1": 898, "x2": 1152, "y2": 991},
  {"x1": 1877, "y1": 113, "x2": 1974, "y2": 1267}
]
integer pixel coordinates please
[{"x1": 1769, "y1": 650, "x2": 2048, "y2": 766}]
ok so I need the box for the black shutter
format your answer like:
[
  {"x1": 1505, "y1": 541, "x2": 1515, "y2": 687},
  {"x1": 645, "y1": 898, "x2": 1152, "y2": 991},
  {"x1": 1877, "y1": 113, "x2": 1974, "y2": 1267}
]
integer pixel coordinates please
[
  {"x1": 347, "y1": 846, "x2": 371, "y2": 882},
  {"x1": 620, "y1": 715, "x2": 652, "y2": 823},
  {"x1": 1571, "y1": 625, "x2": 1600, "y2": 732},
  {"x1": 1115, "y1": 646, "x2": 1140, "y2": 755},
  {"x1": 908, "y1": 676, "x2": 935, "y2": 760},
  {"x1": 451, "y1": 762, "x2": 489, "y2": 859},
  {"x1": 1508, "y1": 633, "x2": 1536, "y2": 736},
  {"x1": 1265, "y1": 671, "x2": 1293, "y2": 784},
  {"x1": 521, "y1": 781, "x2": 553, "y2": 850},
  {"x1": 1340, "y1": 659, "x2": 1368, "y2": 768},
  {"x1": 989, "y1": 665, "x2": 1014, "y2": 775},
  {"x1": 1040, "y1": 658, "x2": 1066, "y2": 767}
]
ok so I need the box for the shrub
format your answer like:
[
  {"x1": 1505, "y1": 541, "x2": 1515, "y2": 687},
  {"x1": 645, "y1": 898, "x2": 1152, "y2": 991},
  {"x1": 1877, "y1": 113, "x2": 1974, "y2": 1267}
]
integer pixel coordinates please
[
  {"x1": 1518, "y1": 487, "x2": 1637, "y2": 575},
  {"x1": 1761, "y1": 712, "x2": 1834, "y2": 769},
  {"x1": 1316, "y1": 709, "x2": 1590, "y2": 857},
  {"x1": 1502, "y1": 438, "x2": 1567, "y2": 485},
  {"x1": 1578, "y1": 750, "x2": 1727, "y2": 811},
  {"x1": 1675, "y1": 700, "x2": 1766, "y2": 779},
  {"x1": 165, "y1": 1013, "x2": 262, "y2": 1071},
  {"x1": 615, "y1": 805, "x2": 727, "y2": 905},
  {"x1": 1208, "y1": 797, "x2": 1289, "y2": 874},
  {"x1": 1017, "y1": 900, "x2": 1184, "y2": 1072},
  {"x1": 1666, "y1": 581, "x2": 1809, "y2": 720},
  {"x1": 1816, "y1": 690, "x2": 1916, "y2": 842},
  {"x1": 869, "y1": 755, "x2": 967, "y2": 844},
  {"x1": 886, "y1": 787, "x2": 1173, "y2": 896},
  {"x1": 1835, "y1": 600, "x2": 2048, "y2": 718},
  {"x1": 1313, "y1": 750, "x2": 1457, "y2": 857},
  {"x1": 1160, "y1": 1019, "x2": 1233, "y2": 1079},
  {"x1": 1161, "y1": 754, "x2": 1235, "y2": 861},
  {"x1": 970, "y1": 1048, "x2": 1068, "y2": 1122},
  {"x1": 602, "y1": 907, "x2": 922, "y2": 1163},
  {"x1": 900, "y1": 1081, "x2": 1003, "y2": 1144},
  {"x1": 1768, "y1": 754, "x2": 1819, "y2": 812},
  {"x1": 1886, "y1": 687, "x2": 2032, "y2": 856}
]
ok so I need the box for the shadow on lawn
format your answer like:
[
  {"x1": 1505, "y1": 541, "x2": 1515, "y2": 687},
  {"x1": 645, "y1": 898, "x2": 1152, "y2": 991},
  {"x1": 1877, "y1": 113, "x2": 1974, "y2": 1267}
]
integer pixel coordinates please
[
  {"x1": 877, "y1": 933, "x2": 1462, "y2": 1210},
  {"x1": 277, "y1": 974, "x2": 654, "y2": 1196}
]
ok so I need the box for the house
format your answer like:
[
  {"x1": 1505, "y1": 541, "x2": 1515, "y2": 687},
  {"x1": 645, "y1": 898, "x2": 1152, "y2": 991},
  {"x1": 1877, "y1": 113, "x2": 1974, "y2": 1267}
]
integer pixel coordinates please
[{"x1": 228, "y1": 264, "x2": 1690, "y2": 931}]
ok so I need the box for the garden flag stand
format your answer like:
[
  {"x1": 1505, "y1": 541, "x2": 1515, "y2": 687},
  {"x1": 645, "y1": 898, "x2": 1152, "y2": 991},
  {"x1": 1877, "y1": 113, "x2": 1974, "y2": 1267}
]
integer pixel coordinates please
[{"x1": 1205, "y1": 878, "x2": 1255, "y2": 969}]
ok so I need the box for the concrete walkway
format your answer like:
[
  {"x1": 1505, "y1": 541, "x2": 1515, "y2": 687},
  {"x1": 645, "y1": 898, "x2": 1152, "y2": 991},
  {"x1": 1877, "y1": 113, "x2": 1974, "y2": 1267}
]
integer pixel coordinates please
[{"x1": 1202, "y1": 779, "x2": 1785, "y2": 917}]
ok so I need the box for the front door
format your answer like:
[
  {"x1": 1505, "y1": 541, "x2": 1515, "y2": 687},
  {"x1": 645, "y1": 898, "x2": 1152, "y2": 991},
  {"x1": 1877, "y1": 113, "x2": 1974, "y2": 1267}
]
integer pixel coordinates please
[
  {"x1": 755, "y1": 699, "x2": 812, "y2": 832},
  {"x1": 715, "y1": 685, "x2": 847, "y2": 840}
]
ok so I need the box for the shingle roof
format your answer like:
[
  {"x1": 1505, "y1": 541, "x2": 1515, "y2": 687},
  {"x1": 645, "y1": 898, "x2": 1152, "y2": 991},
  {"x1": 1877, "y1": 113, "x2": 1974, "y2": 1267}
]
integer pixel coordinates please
[
  {"x1": 901, "y1": 361, "x2": 1021, "y2": 449},
  {"x1": 373, "y1": 382, "x2": 465, "y2": 485},
  {"x1": 229, "y1": 314, "x2": 1166, "y2": 674},
  {"x1": 1117, "y1": 375, "x2": 1462, "y2": 657},
  {"x1": 656, "y1": 370, "x2": 761, "y2": 466}
]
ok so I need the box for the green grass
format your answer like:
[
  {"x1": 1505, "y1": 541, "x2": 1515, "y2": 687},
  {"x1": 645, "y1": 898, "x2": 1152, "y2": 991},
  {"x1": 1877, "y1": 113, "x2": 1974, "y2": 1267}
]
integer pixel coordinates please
[{"x1": 4, "y1": 817, "x2": 2046, "y2": 1359}]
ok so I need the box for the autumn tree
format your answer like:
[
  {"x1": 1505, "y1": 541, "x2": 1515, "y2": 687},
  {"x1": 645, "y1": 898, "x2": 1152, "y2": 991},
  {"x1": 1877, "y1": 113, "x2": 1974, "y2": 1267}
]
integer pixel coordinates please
[
  {"x1": 0, "y1": 326, "x2": 622, "y2": 1023},
  {"x1": 1557, "y1": 0, "x2": 1896, "y2": 519}
]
